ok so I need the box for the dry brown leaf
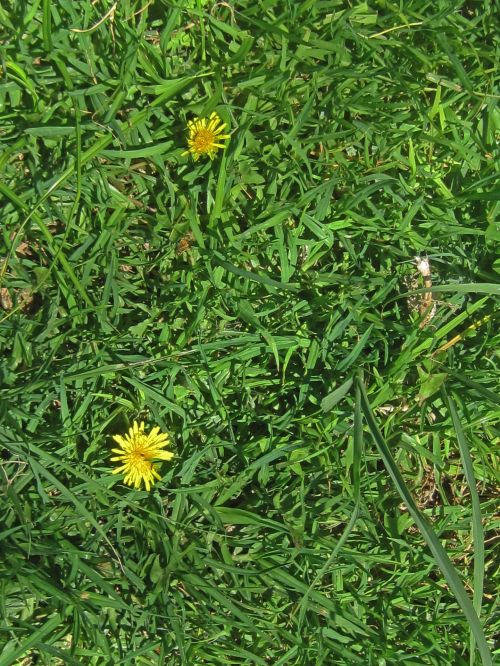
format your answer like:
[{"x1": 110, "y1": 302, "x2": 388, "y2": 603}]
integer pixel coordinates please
[{"x1": 0, "y1": 288, "x2": 13, "y2": 311}]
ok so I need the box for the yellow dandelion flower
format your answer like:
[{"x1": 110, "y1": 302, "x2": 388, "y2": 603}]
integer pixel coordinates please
[
  {"x1": 110, "y1": 421, "x2": 173, "y2": 491},
  {"x1": 182, "y1": 111, "x2": 230, "y2": 160}
]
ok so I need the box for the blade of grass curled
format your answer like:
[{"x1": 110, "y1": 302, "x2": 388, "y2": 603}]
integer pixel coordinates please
[
  {"x1": 27, "y1": 457, "x2": 122, "y2": 572},
  {"x1": 357, "y1": 376, "x2": 492, "y2": 666},
  {"x1": 27, "y1": 74, "x2": 208, "y2": 212},
  {"x1": 0, "y1": 180, "x2": 90, "y2": 308},
  {"x1": 442, "y1": 387, "x2": 485, "y2": 666},
  {"x1": 297, "y1": 379, "x2": 363, "y2": 629},
  {"x1": 0, "y1": 75, "x2": 209, "y2": 307},
  {"x1": 0, "y1": 613, "x2": 62, "y2": 666}
]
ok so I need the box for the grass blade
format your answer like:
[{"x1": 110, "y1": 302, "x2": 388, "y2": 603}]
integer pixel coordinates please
[
  {"x1": 297, "y1": 380, "x2": 363, "y2": 628},
  {"x1": 357, "y1": 376, "x2": 492, "y2": 666},
  {"x1": 442, "y1": 387, "x2": 485, "y2": 665},
  {"x1": 0, "y1": 613, "x2": 62, "y2": 666}
]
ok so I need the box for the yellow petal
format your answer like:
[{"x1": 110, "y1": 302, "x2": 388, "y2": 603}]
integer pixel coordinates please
[
  {"x1": 150, "y1": 435, "x2": 169, "y2": 447},
  {"x1": 154, "y1": 450, "x2": 174, "y2": 461},
  {"x1": 147, "y1": 426, "x2": 160, "y2": 440}
]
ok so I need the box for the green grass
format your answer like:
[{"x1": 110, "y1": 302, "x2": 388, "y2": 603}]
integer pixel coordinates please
[{"x1": 0, "y1": 1, "x2": 499, "y2": 664}]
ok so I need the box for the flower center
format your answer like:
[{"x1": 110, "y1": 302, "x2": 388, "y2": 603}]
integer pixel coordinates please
[
  {"x1": 130, "y1": 445, "x2": 151, "y2": 467},
  {"x1": 193, "y1": 128, "x2": 215, "y2": 153}
]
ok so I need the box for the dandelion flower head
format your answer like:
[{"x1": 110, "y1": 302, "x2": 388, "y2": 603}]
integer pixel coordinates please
[
  {"x1": 111, "y1": 421, "x2": 173, "y2": 491},
  {"x1": 183, "y1": 111, "x2": 230, "y2": 160}
]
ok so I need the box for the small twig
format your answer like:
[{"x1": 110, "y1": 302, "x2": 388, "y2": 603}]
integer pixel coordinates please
[
  {"x1": 1, "y1": 460, "x2": 28, "y2": 487},
  {"x1": 368, "y1": 21, "x2": 423, "y2": 39},
  {"x1": 211, "y1": 1, "x2": 236, "y2": 22},
  {"x1": 131, "y1": 0, "x2": 153, "y2": 18},
  {"x1": 71, "y1": 2, "x2": 118, "y2": 33}
]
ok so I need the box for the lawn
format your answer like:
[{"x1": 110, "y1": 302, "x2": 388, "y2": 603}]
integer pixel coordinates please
[{"x1": 0, "y1": 1, "x2": 499, "y2": 664}]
